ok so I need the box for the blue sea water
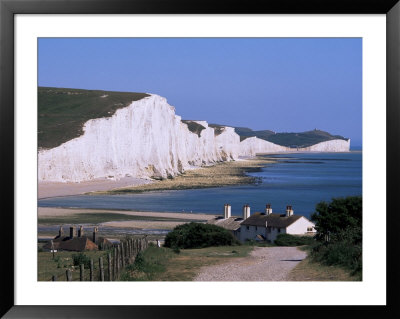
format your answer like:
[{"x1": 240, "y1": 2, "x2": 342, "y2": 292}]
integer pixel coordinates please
[{"x1": 38, "y1": 152, "x2": 362, "y2": 219}]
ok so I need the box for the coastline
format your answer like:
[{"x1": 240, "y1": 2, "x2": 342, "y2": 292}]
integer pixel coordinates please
[
  {"x1": 38, "y1": 157, "x2": 275, "y2": 199},
  {"x1": 91, "y1": 157, "x2": 275, "y2": 195}
]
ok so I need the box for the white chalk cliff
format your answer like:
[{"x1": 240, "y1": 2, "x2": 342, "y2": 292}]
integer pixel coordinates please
[{"x1": 38, "y1": 94, "x2": 350, "y2": 183}]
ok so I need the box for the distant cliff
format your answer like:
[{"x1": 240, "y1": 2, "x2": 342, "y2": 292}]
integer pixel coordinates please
[{"x1": 38, "y1": 90, "x2": 350, "y2": 182}]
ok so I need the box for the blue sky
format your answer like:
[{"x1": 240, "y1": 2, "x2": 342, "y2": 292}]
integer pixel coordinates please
[{"x1": 38, "y1": 38, "x2": 362, "y2": 146}]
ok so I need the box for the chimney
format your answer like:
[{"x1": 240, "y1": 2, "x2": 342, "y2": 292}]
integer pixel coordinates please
[
  {"x1": 265, "y1": 204, "x2": 272, "y2": 215},
  {"x1": 69, "y1": 226, "x2": 76, "y2": 239},
  {"x1": 59, "y1": 226, "x2": 64, "y2": 237},
  {"x1": 243, "y1": 204, "x2": 250, "y2": 219},
  {"x1": 93, "y1": 226, "x2": 98, "y2": 243},
  {"x1": 78, "y1": 225, "x2": 84, "y2": 237},
  {"x1": 286, "y1": 205, "x2": 294, "y2": 217},
  {"x1": 224, "y1": 204, "x2": 231, "y2": 219}
]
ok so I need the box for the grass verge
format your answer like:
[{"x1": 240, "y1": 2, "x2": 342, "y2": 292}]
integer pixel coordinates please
[
  {"x1": 120, "y1": 245, "x2": 254, "y2": 281},
  {"x1": 287, "y1": 254, "x2": 361, "y2": 281}
]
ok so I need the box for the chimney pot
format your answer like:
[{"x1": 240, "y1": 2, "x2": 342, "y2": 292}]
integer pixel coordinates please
[
  {"x1": 286, "y1": 205, "x2": 294, "y2": 216},
  {"x1": 243, "y1": 204, "x2": 250, "y2": 219},
  {"x1": 225, "y1": 204, "x2": 231, "y2": 219},
  {"x1": 92, "y1": 226, "x2": 98, "y2": 243},
  {"x1": 69, "y1": 226, "x2": 76, "y2": 239},
  {"x1": 78, "y1": 225, "x2": 84, "y2": 237}
]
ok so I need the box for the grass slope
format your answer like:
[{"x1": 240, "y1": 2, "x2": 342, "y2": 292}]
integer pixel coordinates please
[{"x1": 38, "y1": 87, "x2": 149, "y2": 149}]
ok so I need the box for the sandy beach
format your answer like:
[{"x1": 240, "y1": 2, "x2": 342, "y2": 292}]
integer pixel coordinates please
[
  {"x1": 38, "y1": 176, "x2": 153, "y2": 199},
  {"x1": 38, "y1": 207, "x2": 217, "y2": 220}
]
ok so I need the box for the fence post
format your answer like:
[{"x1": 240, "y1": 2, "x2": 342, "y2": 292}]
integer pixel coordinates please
[
  {"x1": 108, "y1": 253, "x2": 112, "y2": 281},
  {"x1": 122, "y1": 241, "x2": 126, "y2": 268},
  {"x1": 118, "y1": 244, "x2": 122, "y2": 270},
  {"x1": 99, "y1": 257, "x2": 104, "y2": 281},
  {"x1": 116, "y1": 246, "x2": 120, "y2": 277},
  {"x1": 112, "y1": 247, "x2": 116, "y2": 280},
  {"x1": 129, "y1": 238, "x2": 132, "y2": 262},
  {"x1": 66, "y1": 269, "x2": 72, "y2": 281},
  {"x1": 52, "y1": 275, "x2": 57, "y2": 281},
  {"x1": 90, "y1": 259, "x2": 94, "y2": 281},
  {"x1": 80, "y1": 264, "x2": 84, "y2": 281}
]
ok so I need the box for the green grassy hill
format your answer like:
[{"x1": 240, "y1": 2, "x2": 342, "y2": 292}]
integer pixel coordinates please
[
  {"x1": 235, "y1": 128, "x2": 348, "y2": 148},
  {"x1": 210, "y1": 124, "x2": 348, "y2": 148},
  {"x1": 38, "y1": 87, "x2": 149, "y2": 149}
]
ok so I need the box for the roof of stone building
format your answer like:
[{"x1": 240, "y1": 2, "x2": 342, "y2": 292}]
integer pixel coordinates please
[
  {"x1": 43, "y1": 236, "x2": 98, "y2": 251},
  {"x1": 207, "y1": 216, "x2": 244, "y2": 231},
  {"x1": 240, "y1": 212, "x2": 304, "y2": 228}
]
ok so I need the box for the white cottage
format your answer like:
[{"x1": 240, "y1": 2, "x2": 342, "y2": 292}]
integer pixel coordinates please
[{"x1": 239, "y1": 205, "x2": 316, "y2": 243}]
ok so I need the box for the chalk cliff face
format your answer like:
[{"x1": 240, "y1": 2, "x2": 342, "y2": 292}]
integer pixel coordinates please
[
  {"x1": 38, "y1": 94, "x2": 350, "y2": 183},
  {"x1": 238, "y1": 136, "x2": 290, "y2": 156},
  {"x1": 297, "y1": 139, "x2": 351, "y2": 152},
  {"x1": 38, "y1": 95, "x2": 239, "y2": 182}
]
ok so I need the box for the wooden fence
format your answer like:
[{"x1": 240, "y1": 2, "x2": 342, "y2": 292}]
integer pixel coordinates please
[{"x1": 52, "y1": 236, "x2": 148, "y2": 281}]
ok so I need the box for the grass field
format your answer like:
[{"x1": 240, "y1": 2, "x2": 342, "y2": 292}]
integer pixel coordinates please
[
  {"x1": 38, "y1": 87, "x2": 149, "y2": 149},
  {"x1": 38, "y1": 249, "x2": 111, "y2": 281},
  {"x1": 38, "y1": 212, "x2": 202, "y2": 225}
]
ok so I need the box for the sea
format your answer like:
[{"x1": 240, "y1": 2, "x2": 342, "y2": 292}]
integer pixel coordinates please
[{"x1": 38, "y1": 152, "x2": 362, "y2": 219}]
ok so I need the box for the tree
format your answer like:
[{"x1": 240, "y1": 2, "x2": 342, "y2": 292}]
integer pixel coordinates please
[{"x1": 311, "y1": 196, "x2": 362, "y2": 241}]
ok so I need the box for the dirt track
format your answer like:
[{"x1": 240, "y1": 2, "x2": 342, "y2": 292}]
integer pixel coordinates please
[{"x1": 194, "y1": 246, "x2": 307, "y2": 281}]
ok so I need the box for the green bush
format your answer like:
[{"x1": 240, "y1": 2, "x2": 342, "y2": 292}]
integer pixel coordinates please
[
  {"x1": 164, "y1": 222, "x2": 240, "y2": 249},
  {"x1": 275, "y1": 234, "x2": 315, "y2": 246},
  {"x1": 72, "y1": 253, "x2": 91, "y2": 269},
  {"x1": 311, "y1": 196, "x2": 362, "y2": 241}
]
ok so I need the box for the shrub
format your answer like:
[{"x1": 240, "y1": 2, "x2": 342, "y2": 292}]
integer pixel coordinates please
[
  {"x1": 311, "y1": 204, "x2": 362, "y2": 277},
  {"x1": 275, "y1": 234, "x2": 315, "y2": 246},
  {"x1": 164, "y1": 222, "x2": 240, "y2": 249},
  {"x1": 309, "y1": 196, "x2": 362, "y2": 277},
  {"x1": 72, "y1": 253, "x2": 91, "y2": 269}
]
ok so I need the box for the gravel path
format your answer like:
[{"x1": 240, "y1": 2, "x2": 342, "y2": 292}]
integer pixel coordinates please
[{"x1": 194, "y1": 247, "x2": 307, "y2": 281}]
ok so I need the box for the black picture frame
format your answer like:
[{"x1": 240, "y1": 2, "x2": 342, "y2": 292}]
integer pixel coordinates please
[{"x1": 1, "y1": 0, "x2": 399, "y2": 318}]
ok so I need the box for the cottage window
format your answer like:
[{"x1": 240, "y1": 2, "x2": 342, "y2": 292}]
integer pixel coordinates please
[
  {"x1": 307, "y1": 227, "x2": 313, "y2": 232},
  {"x1": 246, "y1": 226, "x2": 249, "y2": 230},
  {"x1": 278, "y1": 228, "x2": 281, "y2": 233},
  {"x1": 255, "y1": 226, "x2": 258, "y2": 230}
]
